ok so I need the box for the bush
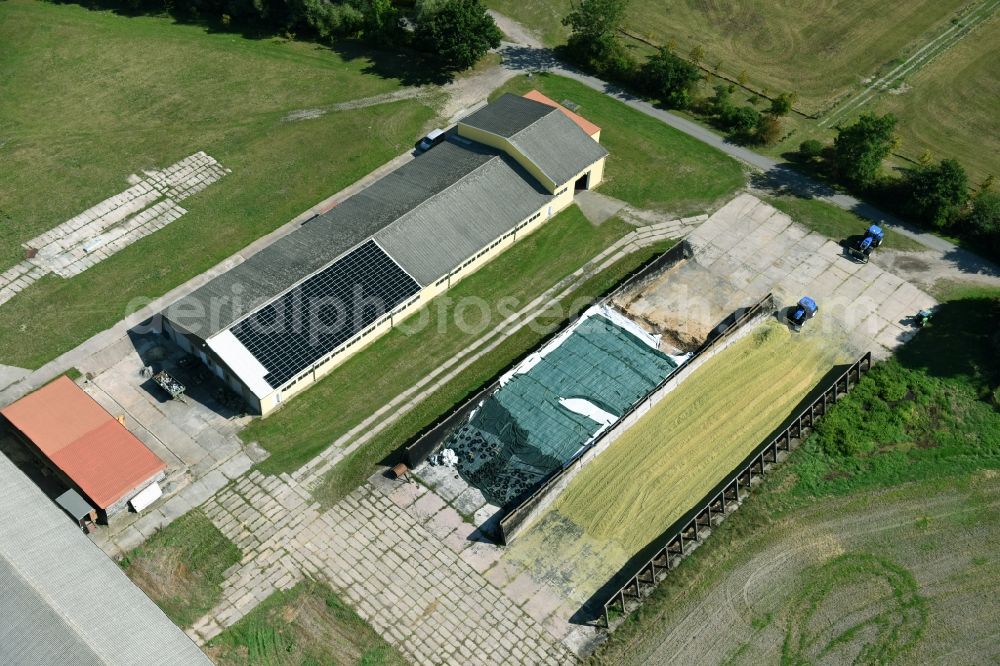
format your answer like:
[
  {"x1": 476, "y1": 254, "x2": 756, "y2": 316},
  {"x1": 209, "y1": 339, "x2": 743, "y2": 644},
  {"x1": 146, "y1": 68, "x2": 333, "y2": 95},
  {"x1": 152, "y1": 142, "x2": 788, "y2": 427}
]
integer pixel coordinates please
[
  {"x1": 904, "y1": 158, "x2": 969, "y2": 229},
  {"x1": 637, "y1": 47, "x2": 701, "y2": 109},
  {"x1": 768, "y1": 92, "x2": 796, "y2": 117},
  {"x1": 721, "y1": 105, "x2": 761, "y2": 141},
  {"x1": 706, "y1": 84, "x2": 734, "y2": 116},
  {"x1": 799, "y1": 139, "x2": 824, "y2": 159},
  {"x1": 962, "y1": 191, "x2": 1000, "y2": 255},
  {"x1": 755, "y1": 114, "x2": 782, "y2": 145}
]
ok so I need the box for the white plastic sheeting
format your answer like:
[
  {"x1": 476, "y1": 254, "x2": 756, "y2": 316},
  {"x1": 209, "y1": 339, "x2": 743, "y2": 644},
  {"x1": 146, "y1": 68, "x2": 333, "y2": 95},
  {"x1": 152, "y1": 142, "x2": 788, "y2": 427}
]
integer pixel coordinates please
[
  {"x1": 558, "y1": 397, "x2": 618, "y2": 426},
  {"x1": 128, "y1": 482, "x2": 162, "y2": 512},
  {"x1": 497, "y1": 304, "x2": 661, "y2": 387}
]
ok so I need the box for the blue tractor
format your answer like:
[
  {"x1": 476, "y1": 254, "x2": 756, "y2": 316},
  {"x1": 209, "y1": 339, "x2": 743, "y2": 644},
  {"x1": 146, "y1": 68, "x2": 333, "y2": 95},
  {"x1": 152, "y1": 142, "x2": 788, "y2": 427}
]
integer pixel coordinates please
[
  {"x1": 787, "y1": 297, "x2": 817, "y2": 331},
  {"x1": 847, "y1": 224, "x2": 884, "y2": 263}
]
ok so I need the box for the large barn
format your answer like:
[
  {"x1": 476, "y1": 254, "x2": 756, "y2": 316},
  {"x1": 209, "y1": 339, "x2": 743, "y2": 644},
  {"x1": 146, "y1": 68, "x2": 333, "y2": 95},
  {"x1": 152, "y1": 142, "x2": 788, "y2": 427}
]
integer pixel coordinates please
[{"x1": 162, "y1": 92, "x2": 608, "y2": 415}]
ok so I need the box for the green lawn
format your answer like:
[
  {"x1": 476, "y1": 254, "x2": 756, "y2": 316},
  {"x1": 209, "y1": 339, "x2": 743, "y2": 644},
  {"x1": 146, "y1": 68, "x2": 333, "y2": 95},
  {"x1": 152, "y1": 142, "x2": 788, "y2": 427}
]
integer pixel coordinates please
[
  {"x1": 313, "y1": 237, "x2": 675, "y2": 506},
  {"x1": 206, "y1": 581, "x2": 406, "y2": 666},
  {"x1": 121, "y1": 509, "x2": 240, "y2": 628},
  {"x1": 0, "y1": 0, "x2": 438, "y2": 368},
  {"x1": 245, "y1": 206, "x2": 634, "y2": 475},
  {"x1": 764, "y1": 195, "x2": 927, "y2": 252},
  {"x1": 492, "y1": 74, "x2": 746, "y2": 215}
]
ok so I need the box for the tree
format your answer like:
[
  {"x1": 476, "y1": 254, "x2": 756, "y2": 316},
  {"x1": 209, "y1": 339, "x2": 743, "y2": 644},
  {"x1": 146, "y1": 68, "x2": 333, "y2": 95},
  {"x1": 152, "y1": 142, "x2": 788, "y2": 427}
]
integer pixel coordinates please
[
  {"x1": 689, "y1": 45, "x2": 705, "y2": 64},
  {"x1": 638, "y1": 47, "x2": 701, "y2": 108},
  {"x1": 964, "y1": 191, "x2": 1000, "y2": 255},
  {"x1": 755, "y1": 114, "x2": 782, "y2": 145},
  {"x1": 906, "y1": 158, "x2": 969, "y2": 228},
  {"x1": 799, "y1": 139, "x2": 825, "y2": 160},
  {"x1": 833, "y1": 113, "x2": 898, "y2": 188},
  {"x1": 562, "y1": 0, "x2": 630, "y2": 67},
  {"x1": 722, "y1": 105, "x2": 761, "y2": 140},
  {"x1": 359, "y1": 0, "x2": 400, "y2": 44},
  {"x1": 768, "y1": 92, "x2": 796, "y2": 117},
  {"x1": 414, "y1": 0, "x2": 501, "y2": 70}
]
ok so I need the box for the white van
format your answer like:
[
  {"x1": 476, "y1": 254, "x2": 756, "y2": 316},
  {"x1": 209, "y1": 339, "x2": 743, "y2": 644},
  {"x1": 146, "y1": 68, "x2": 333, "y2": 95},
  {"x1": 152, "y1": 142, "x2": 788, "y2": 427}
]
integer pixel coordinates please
[{"x1": 417, "y1": 128, "x2": 446, "y2": 152}]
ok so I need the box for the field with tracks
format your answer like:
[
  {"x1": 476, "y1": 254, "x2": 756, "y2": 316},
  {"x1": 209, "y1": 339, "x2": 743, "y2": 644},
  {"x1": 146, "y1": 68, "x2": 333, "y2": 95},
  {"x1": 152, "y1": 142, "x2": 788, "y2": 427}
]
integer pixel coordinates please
[
  {"x1": 491, "y1": 0, "x2": 964, "y2": 109},
  {"x1": 870, "y1": 13, "x2": 1000, "y2": 181},
  {"x1": 487, "y1": 0, "x2": 999, "y2": 179},
  {"x1": 590, "y1": 475, "x2": 1000, "y2": 666}
]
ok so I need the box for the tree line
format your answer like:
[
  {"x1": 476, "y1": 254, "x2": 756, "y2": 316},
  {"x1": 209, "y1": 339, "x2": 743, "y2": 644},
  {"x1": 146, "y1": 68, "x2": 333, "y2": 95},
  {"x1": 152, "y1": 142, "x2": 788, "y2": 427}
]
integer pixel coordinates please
[
  {"x1": 561, "y1": 0, "x2": 998, "y2": 258},
  {"x1": 59, "y1": 0, "x2": 501, "y2": 71}
]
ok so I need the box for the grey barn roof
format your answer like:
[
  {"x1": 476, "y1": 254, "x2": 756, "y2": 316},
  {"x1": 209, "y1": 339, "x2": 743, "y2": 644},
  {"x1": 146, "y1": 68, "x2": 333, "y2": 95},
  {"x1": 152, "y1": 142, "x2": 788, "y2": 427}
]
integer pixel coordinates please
[
  {"x1": 460, "y1": 94, "x2": 609, "y2": 187},
  {"x1": 0, "y1": 454, "x2": 212, "y2": 666},
  {"x1": 166, "y1": 140, "x2": 550, "y2": 339},
  {"x1": 374, "y1": 149, "x2": 550, "y2": 285}
]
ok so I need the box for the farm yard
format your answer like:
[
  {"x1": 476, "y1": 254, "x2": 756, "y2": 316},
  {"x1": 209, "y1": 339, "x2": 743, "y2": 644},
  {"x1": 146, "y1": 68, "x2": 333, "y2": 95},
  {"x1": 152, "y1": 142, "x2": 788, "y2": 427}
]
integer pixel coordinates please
[{"x1": 1, "y1": 0, "x2": 996, "y2": 660}]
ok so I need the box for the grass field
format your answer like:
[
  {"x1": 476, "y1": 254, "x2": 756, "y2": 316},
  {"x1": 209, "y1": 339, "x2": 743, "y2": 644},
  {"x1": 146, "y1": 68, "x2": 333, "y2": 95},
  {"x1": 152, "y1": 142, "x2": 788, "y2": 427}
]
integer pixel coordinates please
[
  {"x1": 121, "y1": 509, "x2": 240, "y2": 627},
  {"x1": 590, "y1": 293, "x2": 1000, "y2": 664},
  {"x1": 489, "y1": 0, "x2": 966, "y2": 111},
  {"x1": 872, "y1": 14, "x2": 1000, "y2": 182},
  {"x1": 0, "y1": 0, "x2": 438, "y2": 368},
  {"x1": 491, "y1": 74, "x2": 745, "y2": 215},
  {"x1": 206, "y1": 581, "x2": 406, "y2": 666}
]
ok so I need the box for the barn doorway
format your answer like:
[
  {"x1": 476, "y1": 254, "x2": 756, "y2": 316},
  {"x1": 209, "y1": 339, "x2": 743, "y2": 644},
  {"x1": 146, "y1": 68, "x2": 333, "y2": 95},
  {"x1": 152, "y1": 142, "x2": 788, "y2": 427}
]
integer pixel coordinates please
[{"x1": 574, "y1": 171, "x2": 591, "y2": 191}]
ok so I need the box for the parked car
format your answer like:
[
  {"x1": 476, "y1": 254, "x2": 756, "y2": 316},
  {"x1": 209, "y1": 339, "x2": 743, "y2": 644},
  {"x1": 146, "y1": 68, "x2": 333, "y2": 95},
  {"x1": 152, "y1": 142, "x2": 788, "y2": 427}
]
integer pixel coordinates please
[{"x1": 417, "y1": 128, "x2": 446, "y2": 152}]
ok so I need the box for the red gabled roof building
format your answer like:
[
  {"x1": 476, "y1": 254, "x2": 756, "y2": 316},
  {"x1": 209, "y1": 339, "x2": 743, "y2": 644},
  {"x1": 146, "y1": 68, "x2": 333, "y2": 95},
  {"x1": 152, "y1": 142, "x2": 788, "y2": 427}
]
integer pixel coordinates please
[{"x1": 1, "y1": 376, "x2": 166, "y2": 518}]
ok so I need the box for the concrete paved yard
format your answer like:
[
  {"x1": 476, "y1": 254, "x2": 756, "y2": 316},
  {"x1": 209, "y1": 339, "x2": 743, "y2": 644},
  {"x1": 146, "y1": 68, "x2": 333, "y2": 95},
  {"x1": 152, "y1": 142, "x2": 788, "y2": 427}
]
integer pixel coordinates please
[
  {"x1": 674, "y1": 194, "x2": 935, "y2": 358},
  {"x1": 75, "y1": 332, "x2": 257, "y2": 556}
]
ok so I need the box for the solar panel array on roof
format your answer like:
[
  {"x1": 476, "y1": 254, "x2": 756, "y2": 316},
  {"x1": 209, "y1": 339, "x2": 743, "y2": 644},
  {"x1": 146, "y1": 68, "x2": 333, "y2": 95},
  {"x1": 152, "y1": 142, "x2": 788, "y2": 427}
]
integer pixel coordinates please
[{"x1": 231, "y1": 240, "x2": 419, "y2": 388}]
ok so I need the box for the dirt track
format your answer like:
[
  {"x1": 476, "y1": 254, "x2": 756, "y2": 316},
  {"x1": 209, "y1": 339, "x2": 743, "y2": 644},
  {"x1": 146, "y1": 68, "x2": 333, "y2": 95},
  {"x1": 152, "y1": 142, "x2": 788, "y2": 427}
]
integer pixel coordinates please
[{"x1": 605, "y1": 475, "x2": 1000, "y2": 665}]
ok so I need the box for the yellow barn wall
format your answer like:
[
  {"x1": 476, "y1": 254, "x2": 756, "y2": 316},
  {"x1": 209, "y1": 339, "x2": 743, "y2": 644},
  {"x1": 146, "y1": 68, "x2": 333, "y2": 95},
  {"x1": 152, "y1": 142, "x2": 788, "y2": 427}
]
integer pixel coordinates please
[{"x1": 457, "y1": 124, "x2": 558, "y2": 193}]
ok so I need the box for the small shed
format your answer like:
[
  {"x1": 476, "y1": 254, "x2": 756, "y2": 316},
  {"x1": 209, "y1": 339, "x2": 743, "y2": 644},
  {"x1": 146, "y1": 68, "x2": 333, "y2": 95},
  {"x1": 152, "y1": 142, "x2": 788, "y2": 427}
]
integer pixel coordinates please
[
  {"x1": 55, "y1": 488, "x2": 97, "y2": 531},
  {"x1": 1, "y1": 376, "x2": 167, "y2": 522}
]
